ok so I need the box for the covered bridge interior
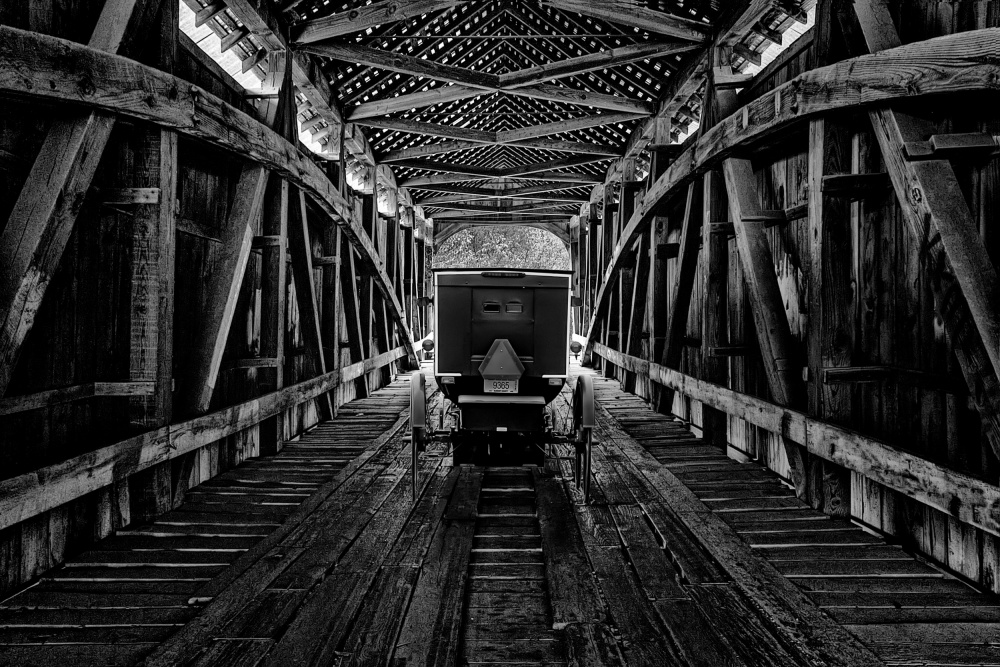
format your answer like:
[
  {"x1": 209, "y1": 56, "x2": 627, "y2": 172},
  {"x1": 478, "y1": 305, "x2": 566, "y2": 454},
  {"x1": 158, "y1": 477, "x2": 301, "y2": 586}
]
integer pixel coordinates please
[{"x1": 1, "y1": 0, "x2": 1000, "y2": 665}]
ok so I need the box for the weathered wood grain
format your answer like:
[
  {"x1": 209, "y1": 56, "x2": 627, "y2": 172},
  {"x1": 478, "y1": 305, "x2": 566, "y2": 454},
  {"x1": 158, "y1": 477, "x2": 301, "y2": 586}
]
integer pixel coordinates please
[{"x1": 593, "y1": 342, "x2": 1000, "y2": 539}]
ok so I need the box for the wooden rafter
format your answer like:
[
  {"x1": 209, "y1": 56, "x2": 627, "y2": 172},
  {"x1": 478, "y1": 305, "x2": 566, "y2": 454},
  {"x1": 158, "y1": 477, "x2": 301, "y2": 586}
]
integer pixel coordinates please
[
  {"x1": 379, "y1": 137, "x2": 620, "y2": 163},
  {"x1": 539, "y1": 0, "x2": 710, "y2": 42},
  {"x1": 402, "y1": 170, "x2": 602, "y2": 187},
  {"x1": 301, "y1": 42, "x2": 499, "y2": 89},
  {"x1": 499, "y1": 41, "x2": 699, "y2": 88},
  {"x1": 508, "y1": 84, "x2": 654, "y2": 114},
  {"x1": 353, "y1": 116, "x2": 495, "y2": 143},
  {"x1": 293, "y1": 0, "x2": 468, "y2": 43},
  {"x1": 347, "y1": 85, "x2": 482, "y2": 120}
]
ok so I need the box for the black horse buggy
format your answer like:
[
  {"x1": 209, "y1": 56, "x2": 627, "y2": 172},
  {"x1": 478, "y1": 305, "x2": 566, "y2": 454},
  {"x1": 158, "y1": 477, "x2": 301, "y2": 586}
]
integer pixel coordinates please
[{"x1": 410, "y1": 269, "x2": 595, "y2": 498}]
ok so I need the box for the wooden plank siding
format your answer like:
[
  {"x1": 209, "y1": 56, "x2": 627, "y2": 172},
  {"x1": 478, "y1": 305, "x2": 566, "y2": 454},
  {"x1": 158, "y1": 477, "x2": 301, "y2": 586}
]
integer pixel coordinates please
[
  {"x1": 0, "y1": 0, "x2": 428, "y2": 600},
  {"x1": 578, "y1": 4, "x2": 1000, "y2": 598}
]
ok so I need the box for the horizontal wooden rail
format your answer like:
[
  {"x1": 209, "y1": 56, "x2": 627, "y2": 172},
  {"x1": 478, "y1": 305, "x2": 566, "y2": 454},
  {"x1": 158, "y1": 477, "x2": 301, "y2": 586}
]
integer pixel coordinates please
[
  {"x1": 582, "y1": 28, "x2": 1000, "y2": 355},
  {"x1": 0, "y1": 346, "x2": 407, "y2": 533},
  {"x1": 591, "y1": 342, "x2": 1000, "y2": 538},
  {"x1": 0, "y1": 382, "x2": 155, "y2": 417},
  {"x1": 0, "y1": 25, "x2": 417, "y2": 365}
]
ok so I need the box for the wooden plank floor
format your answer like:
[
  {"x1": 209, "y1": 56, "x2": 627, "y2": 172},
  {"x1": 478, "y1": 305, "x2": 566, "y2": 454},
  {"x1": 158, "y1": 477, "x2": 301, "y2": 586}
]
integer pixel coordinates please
[
  {"x1": 583, "y1": 364, "x2": 1000, "y2": 667},
  {"x1": 4, "y1": 361, "x2": 997, "y2": 666},
  {"x1": 0, "y1": 377, "x2": 415, "y2": 667}
]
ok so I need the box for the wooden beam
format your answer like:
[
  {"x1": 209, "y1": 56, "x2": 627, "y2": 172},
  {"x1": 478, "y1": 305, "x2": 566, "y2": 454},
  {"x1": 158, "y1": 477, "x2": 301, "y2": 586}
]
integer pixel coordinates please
[
  {"x1": 380, "y1": 137, "x2": 620, "y2": 163},
  {"x1": 499, "y1": 42, "x2": 700, "y2": 88},
  {"x1": 417, "y1": 190, "x2": 586, "y2": 205},
  {"x1": 539, "y1": 0, "x2": 710, "y2": 42},
  {"x1": 497, "y1": 113, "x2": 645, "y2": 143},
  {"x1": 341, "y1": 247, "x2": 369, "y2": 398},
  {"x1": 510, "y1": 83, "x2": 655, "y2": 114},
  {"x1": 593, "y1": 341, "x2": 1000, "y2": 540},
  {"x1": 0, "y1": 25, "x2": 421, "y2": 366},
  {"x1": 291, "y1": 51, "x2": 343, "y2": 128},
  {"x1": 654, "y1": 183, "x2": 702, "y2": 413},
  {"x1": 299, "y1": 41, "x2": 499, "y2": 89},
  {"x1": 402, "y1": 171, "x2": 602, "y2": 187},
  {"x1": 289, "y1": 188, "x2": 333, "y2": 419},
  {"x1": 259, "y1": 175, "x2": 288, "y2": 452},
  {"x1": 379, "y1": 139, "x2": 484, "y2": 163},
  {"x1": 0, "y1": 346, "x2": 406, "y2": 532},
  {"x1": 195, "y1": 1, "x2": 226, "y2": 27},
  {"x1": 320, "y1": 227, "x2": 342, "y2": 384},
  {"x1": 0, "y1": 0, "x2": 164, "y2": 398},
  {"x1": 224, "y1": 0, "x2": 286, "y2": 52},
  {"x1": 184, "y1": 166, "x2": 268, "y2": 415},
  {"x1": 0, "y1": 382, "x2": 156, "y2": 417},
  {"x1": 129, "y1": 130, "x2": 178, "y2": 429},
  {"x1": 719, "y1": 0, "x2": 775, "y2": 45},
  {"x1": 852, "y1": 0, "x2": 1000, "y2": 460},
  {"x1": 700, "y1": 171, "x2": 729, "y2": 450},
  {"x1": 723, "y1": 155, "x2": 808, "y2": 496},
  {"x1": 347, "y1": 84, "x2": 482, "y2": 120},
  {"x1": 352, "y1": 116, "x2": 495, "y2": 143},
  {"x1": 806, "y1": 116, "x2": 853, "y2": 517},
  {"x1": 293, "y1": 0, "x2": 467, "y2": 43},
  {"x1": 508, "y1": 138, "x2": 621, "y2": 157}
]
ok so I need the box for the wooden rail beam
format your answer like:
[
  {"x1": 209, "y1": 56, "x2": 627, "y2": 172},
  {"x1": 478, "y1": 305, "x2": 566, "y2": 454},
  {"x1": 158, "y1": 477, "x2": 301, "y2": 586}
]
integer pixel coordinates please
[
  {"x1": 593, "y1": 342, "x2": 1000, "y2": 540},
  {"x1": 0, "y1": 347, "x2": 406, "y2": 533}
]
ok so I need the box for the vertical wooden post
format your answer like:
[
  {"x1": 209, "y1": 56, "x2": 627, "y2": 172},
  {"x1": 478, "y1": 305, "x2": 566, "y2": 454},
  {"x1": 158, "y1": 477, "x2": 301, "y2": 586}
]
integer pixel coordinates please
[
  {"x1": 129, "y1": 0, "x2": 178, "y2": 520},
  {"x1": 288, "y1": 189, "x2": 333, "y2": 420},
  {"x1": 701, "y1": 171, "x2": 729, "y2": 450},
  {"x1": 806, "y1": 118, "x2": 854, "y2": 516},
  {"x1": 320, "y1": 225, "x2": 342, "y2": 415},
  {"x1": 722, "y1": 157, "x2": 809, "y2": 497},
  {"x1": 259, "y1": 176, "x2": 288, "y2": 453},
  {"x1": 623, "y1": 232, "x2": 650, "y2": 395},
  {"x1": 648, "y1": 215, "x2": 670, "y2": 408},
  {"x1": 655, "y1": 183, "x2": 703, "y2": 415},
  {"x1": 569, "y1": 219, "x2": 581, "y2": 335},
  {"x1": 341, "y1": 245, "x2": 369, "y2": 398}
]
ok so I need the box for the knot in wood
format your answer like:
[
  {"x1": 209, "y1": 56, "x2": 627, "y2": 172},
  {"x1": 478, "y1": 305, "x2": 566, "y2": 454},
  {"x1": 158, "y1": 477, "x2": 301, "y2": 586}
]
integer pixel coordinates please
[
  {"x1": 77, "y1": 76, "x2": 95, "y2": 97},
  {"x1": 349, "y1": 9, "x2": 360, "y2": 19},
  {"x1": 910, "y1": 186, "x2": 922, "y2": 204}
]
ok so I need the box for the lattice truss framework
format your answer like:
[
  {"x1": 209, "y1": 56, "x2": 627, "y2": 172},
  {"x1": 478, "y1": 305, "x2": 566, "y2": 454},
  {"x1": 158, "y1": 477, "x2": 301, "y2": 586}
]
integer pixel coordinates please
[{"x1": 184, "y1": 0, "x2": 813, "y2": 232}]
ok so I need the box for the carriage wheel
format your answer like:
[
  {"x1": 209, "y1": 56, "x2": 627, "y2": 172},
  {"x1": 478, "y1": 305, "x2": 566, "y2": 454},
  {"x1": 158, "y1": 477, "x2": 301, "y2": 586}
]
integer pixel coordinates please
[
  {"x1": 410, "y1": 371, "x2": 426, "y2": 501},
  {"x1": 572, "y1": 375, "x2": 596, "y2": 503}
]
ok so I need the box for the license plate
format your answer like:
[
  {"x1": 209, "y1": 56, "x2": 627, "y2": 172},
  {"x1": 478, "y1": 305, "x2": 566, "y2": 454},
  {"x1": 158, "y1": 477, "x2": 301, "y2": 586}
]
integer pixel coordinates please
[{"x1": 484, "y1": 379, "x2": 518, "y2": 394}]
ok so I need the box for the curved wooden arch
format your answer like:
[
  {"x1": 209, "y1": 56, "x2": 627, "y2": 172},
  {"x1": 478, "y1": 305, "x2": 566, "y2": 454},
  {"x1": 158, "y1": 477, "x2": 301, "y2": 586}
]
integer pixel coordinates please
[
  {"x1": 0, "y1": 25, "x2": 418, "y2": 363},
  {"x1": 579, "y1": 27, "x2": 1000, "y2": 354},
  {"x1": 1, "y1": 26, "x2": 996, "y2": 389}
]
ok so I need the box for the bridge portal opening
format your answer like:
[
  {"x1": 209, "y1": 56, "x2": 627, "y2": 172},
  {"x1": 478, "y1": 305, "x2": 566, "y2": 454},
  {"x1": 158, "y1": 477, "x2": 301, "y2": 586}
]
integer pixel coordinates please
[{"x1": 433, "y1": 225, "x2": 570, "y2": 271}]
